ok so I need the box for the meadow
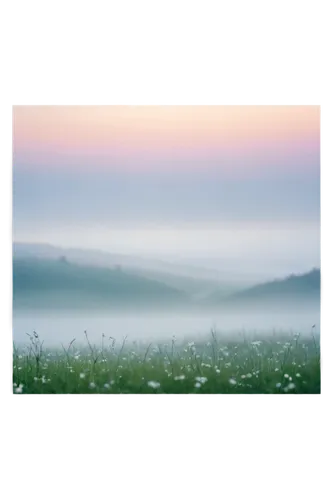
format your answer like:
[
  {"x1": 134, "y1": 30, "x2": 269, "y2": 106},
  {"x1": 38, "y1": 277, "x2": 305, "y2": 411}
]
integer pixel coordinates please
[{"x1": 12, "y1": 328, "x2": 320, "y2": 394}]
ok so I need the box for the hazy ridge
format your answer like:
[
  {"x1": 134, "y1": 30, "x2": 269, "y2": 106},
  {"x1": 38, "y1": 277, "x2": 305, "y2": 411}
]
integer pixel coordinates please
[
  {"x1": 13, "y1": 257, "x2": 188, "y2": 310},
  {"x1": 13, "y1": 242, "x2": 320, "y2": 312},
  {"x1": 204, "y1": 268, "x2": 320, "y2": 311}
]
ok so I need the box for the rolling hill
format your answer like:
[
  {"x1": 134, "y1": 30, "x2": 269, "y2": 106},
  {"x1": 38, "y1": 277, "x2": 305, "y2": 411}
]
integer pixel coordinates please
[
  {"x1": 13, "y1": 242, "x2": 245, "y2": 300},
  {"x1": 206, "y1": 268, "x2": 320, "y2": 310},
  {"x1": 12, "y1": 245, "x2": 321, "y2": 313},
  {"x1": 12, "y1": 242, "x2": 260, "y2": 286},
  {"x1": 13, "y1": 258, "x2": 190, "y2": 310}
]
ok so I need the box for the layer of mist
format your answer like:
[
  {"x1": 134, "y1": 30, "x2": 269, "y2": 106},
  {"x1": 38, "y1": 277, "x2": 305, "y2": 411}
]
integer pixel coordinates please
[
  {"x1": 12, "y1": 242, "x2": 320, "y2": 347},
  {"x1": 13, "y1": 310, "x2": 320, "y2": 347}
]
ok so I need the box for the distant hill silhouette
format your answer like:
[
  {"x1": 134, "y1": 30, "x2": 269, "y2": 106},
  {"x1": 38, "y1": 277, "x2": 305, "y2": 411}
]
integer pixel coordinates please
[
  {"x1": 12, "y1": 242, "x2": 265, "y2": 285},
  {"x1": 13, "y1": 258, "x2": 189, "y2": 310},
  {"x1": 12, "y1": 248, "x2": 320, "y2": 313},
  {"x1": 12, "y1": 242, "x2": 254, "y2": 300},
  {"x1": 206, "y1": 269, "x2": 320, "y2": 309}
]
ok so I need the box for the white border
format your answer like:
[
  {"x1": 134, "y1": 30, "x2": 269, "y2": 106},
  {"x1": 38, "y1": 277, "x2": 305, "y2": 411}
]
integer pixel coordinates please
[
  {"x1": 8, "y1": 104, "x2": 12, "y2": 141},
  {"x1": 8, "y1": 96, "x2": 320, "y2": 105}
]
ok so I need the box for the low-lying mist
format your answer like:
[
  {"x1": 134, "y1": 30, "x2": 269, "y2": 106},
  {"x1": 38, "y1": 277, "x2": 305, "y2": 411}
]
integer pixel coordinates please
[
  {"x1": 12, "y1": 244, "x2": 320, "y2": 348},
  {"x1": 13, "y1": 307, "x2": 320, "y2": 348}
]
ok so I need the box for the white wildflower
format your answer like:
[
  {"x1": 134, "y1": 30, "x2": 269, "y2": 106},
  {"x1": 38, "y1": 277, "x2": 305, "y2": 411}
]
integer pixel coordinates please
[
  {"x1": 80, "y1": 373, "x2": 85, "y2": 379},
  {"x1": 174, "y1": 375, "x2": 185, "y2": 381},
  {"x1": 276, "y1": 383, "x2": 282, "y2": 388},
  {"x1": 147, "y1": 381, "x2": 160, "y2": 389},
  {"x1": 194, "y1": 382, "x2": 201, "y2": 388},
  {"x1": 284, "y1": 374, "x2": 289, "y2": 379},
  {"x1": 89, "y1": 382, "x2": 96, "y2": 389},
  {"x1": 296, "y1": 373, "x2": 301, "y2": 378},
  {"x1": 284, "y1": 383, "x2": 296, "y2": 392},
  {"x1": 195, "y1": 376, "x2": 207, "y2": 384},
  {"x1": 229, "y1": 378, "x2": 237, "y2": 385},
  {"x1": 215, "y1": 369, "x2": 220, "y2": 374}
]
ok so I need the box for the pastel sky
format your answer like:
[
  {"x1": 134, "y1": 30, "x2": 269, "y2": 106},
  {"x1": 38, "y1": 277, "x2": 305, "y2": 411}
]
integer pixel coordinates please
[{"x1": 13, "y1": 106, "x2": 320, "y2": 275}]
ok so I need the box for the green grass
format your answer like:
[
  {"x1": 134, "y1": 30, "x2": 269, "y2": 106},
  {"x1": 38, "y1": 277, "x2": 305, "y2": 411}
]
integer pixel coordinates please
[{"x1": 12, "y1": 329, "x2": 320, "y2": 394}]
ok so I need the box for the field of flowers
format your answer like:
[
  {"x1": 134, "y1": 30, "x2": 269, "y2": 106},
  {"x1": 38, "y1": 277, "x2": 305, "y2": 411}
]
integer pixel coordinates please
[{"x1": 12, "y1": 329, "x2": 320, "y2": 394}]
